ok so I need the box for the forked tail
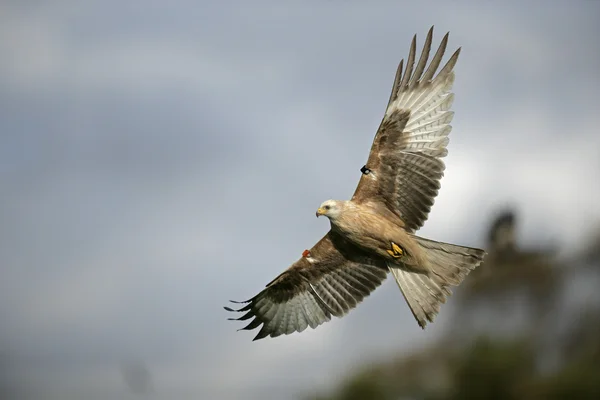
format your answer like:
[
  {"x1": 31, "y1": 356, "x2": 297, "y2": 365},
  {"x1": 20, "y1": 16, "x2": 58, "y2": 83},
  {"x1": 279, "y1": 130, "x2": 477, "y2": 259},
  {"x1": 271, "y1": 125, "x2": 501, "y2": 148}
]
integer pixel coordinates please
[{"x1": 389, "y1": 235, "x2": 486, "y2": 328}]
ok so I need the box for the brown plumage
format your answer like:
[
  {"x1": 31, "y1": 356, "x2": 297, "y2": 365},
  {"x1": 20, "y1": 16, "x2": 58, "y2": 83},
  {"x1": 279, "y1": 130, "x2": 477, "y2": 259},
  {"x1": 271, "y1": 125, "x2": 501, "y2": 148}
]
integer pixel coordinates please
[{"x1": 225, "y1": 27, "x2": 486, "y2": 340}]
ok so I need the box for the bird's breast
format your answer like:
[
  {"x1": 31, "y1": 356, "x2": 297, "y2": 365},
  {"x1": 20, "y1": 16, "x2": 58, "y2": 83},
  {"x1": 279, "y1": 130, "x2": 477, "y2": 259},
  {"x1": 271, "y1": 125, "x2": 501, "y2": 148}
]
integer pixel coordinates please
[{"x1": 333, "y1": 210, "x2": 405, "y2": 254}]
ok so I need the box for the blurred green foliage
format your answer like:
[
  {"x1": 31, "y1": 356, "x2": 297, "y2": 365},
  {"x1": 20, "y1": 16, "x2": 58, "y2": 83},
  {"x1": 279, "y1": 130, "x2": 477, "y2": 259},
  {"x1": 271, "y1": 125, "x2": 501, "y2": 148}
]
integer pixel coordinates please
[{"x1": 309, "y1": 211, "x2": 600, "y2": 400}]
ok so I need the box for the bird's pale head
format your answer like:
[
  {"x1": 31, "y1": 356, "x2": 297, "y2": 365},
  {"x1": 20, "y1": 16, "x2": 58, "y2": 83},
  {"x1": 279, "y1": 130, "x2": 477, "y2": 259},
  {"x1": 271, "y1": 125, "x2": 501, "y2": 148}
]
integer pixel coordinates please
[{"x1": 316, "y1": 199, "x2": 344, "y2": 220}]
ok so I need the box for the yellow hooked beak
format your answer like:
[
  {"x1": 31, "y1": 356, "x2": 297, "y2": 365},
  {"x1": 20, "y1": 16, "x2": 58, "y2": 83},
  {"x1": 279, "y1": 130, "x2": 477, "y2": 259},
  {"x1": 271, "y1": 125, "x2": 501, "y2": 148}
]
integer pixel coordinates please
[{"x1": 316, "y1": 207, "x2": 326, "y2": 218}]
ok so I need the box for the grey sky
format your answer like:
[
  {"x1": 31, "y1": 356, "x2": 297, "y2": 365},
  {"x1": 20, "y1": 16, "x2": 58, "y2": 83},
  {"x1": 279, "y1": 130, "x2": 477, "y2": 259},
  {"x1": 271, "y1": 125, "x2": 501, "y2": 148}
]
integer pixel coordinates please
[{"x1": 1, "y1": 1, "x2": 599, "y2": 399}]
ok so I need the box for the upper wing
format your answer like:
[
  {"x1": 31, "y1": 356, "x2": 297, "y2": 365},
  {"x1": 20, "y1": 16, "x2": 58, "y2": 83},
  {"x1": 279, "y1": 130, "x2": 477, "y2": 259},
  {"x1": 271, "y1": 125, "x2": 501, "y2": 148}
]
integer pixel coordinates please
[
  {"x1": 225, "y1": 231, "x2": 388, "y2": 341},
  {"x1": 352, "y1": 27, "x2": 460, "y2": 232}
]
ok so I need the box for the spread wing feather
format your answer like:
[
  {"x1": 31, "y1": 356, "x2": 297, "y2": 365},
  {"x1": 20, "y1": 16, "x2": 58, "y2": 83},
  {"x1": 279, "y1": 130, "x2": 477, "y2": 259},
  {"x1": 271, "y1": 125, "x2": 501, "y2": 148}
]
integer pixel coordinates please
[
  {"x1": 227, "y1": 27, "x2": 465, "y2": 340},
  {"x1": 225, "y1": 231, "x2": 388, "y2": 340},
  {"x1": 353, "y1": 26, "x2": 460, "y2": 232}
]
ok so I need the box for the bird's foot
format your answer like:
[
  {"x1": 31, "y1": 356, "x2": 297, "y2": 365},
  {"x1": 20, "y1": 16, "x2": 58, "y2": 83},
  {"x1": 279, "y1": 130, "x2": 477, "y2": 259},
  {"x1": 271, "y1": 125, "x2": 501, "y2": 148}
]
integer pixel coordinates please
[{"x1": 386, "y1": 242, "x2": 404, "y2": 258}]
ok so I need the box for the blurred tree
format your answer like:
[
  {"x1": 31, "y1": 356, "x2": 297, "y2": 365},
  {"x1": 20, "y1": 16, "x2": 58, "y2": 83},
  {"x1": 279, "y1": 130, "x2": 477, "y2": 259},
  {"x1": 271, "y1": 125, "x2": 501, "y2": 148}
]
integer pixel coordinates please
[
  {"x1": 448, "y1": 337, "x2": 535, "y2": 400},
  {"x1": 309, "y1": 210, "x2": 600, "y2": 400},
  {"x1": 457, "y1": 210, "x2": 561, "y2": 323},
  {"x1": 121, "y1": 360, "x2": 153, "y2": 395}
]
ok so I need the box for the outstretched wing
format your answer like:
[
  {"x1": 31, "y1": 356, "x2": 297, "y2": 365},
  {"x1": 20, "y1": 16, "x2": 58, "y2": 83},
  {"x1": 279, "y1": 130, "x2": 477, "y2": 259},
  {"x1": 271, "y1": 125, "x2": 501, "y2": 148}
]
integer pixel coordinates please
[
  {"x1": 225, "y1": 231, "x2": 388, "y2": 341},
  {"x1": 352, "y1": 26, "x2": 460, "y2": 232}
]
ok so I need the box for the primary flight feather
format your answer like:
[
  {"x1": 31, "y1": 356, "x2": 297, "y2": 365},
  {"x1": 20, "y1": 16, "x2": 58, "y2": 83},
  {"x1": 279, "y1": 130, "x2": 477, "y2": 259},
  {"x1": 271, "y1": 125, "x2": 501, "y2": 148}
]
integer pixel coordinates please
[{"x1": 225, "y1": 27, "x2": 486, "y2": 341}]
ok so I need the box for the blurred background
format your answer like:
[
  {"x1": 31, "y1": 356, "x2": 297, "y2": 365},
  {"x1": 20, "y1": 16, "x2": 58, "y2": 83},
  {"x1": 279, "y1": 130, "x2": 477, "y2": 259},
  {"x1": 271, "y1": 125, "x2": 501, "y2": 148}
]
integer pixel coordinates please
[{"x1": 1, "y1": 1, "x2": 599, "y2": 399}]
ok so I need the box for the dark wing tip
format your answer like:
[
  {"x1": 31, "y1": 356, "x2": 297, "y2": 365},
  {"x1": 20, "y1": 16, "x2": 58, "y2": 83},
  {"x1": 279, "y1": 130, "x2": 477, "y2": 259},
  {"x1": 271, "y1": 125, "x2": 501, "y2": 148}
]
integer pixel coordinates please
[
  {"x1": 239, "y1": 317, "x2": 262, "y2": 331},
  {"x1": 224, "y1": 300, "x2": 253, "y2": 313},
  {"x1": 252, "y1": 324, "x2": 273, "y2": 341},
  {"x1": 229, "y1": 299, "x2": 251, "y2": 304}
]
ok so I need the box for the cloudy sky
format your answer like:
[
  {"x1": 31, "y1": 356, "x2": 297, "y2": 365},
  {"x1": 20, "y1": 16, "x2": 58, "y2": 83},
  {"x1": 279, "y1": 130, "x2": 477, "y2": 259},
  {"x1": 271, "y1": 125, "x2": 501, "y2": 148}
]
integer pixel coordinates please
[{"x1": 1, "y1": 1, "x2": 599, "y2": 399}]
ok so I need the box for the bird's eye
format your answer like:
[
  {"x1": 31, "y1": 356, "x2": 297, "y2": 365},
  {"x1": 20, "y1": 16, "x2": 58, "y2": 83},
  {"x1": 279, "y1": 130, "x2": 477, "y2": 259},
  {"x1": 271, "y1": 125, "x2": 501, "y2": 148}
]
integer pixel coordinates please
[
  {"x1": 360, "y1": 165, "x2": 371, "y2": 175},
  {"x1": 324, "y1": 205, "x2": 331, "y2": 210}
]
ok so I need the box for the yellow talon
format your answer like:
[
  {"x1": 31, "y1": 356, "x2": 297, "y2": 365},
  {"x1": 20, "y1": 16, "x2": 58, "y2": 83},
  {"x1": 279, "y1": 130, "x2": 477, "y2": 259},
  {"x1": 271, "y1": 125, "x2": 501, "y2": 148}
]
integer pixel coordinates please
[
  {"x1": 387, "y1": 242, "x2": 403, "y2": 258},
  {"x1": 391, "y1": 242, "x2": 403, "y2": 256}
]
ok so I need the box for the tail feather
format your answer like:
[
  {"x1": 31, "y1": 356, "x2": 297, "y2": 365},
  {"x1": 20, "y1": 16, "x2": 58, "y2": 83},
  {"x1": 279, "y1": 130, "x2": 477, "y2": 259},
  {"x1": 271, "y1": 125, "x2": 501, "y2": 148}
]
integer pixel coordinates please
[{"x1": 389, "y1": 235, "x2": 486, "y2": 328}]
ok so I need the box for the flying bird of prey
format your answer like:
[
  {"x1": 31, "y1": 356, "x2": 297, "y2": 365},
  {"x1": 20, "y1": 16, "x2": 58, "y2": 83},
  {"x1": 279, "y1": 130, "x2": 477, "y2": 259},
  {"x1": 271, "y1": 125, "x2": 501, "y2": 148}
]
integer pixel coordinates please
[{"x1": 225, "y1": 27, "x2": 486, "y2": 340}]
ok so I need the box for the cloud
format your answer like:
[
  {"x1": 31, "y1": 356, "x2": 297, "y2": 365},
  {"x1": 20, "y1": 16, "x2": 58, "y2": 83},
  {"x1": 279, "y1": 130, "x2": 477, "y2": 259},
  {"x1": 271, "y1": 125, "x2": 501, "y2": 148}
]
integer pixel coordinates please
[{"x1": 1, "y1": 1, "x2": 599, "y2": 399}]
